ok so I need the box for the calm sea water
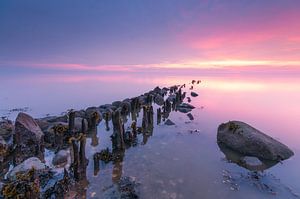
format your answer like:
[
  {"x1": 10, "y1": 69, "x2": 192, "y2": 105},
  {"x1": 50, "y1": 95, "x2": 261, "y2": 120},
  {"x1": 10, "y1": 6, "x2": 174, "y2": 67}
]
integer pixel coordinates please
[{"x1": 1, "y1": 70, "x2": 300, "y2": 198}]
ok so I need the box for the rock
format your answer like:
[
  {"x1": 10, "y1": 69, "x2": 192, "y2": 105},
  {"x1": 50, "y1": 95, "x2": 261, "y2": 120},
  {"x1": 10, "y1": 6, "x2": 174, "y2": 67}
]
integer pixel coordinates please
[
  {"x1": 177, "y1": 103, "x2": 195, "y2": 113},
  {"x1": 42, "y1": 122, "x2": 68, "y2": 148},
  {"x1": 187, "y1": 97, "x2": 191, "y2": 103},
  {"x1": 165, "y1": 119, "x2": 175, "y2": 126},
  {"x1": 191, "y1": 92, "x2": 198, "y2": 97},
  {"x1": 217, "y1": 121, "x2": 294, "y2": 161},
  {"x1": 167, "y1": 94, "x2": 176, "y2": 102},
  {"x1": 0, "y1": 136, "x2": 9, "y2": 162},
  {"x1": 7, "y1": 157, "x2": 46, "y2": 180},
  {"x1": 0, "y1": 118, "x2": 14, "y2": 139},
  {"x1": 187, "y1": 113, "x2": 194, "y2": 121},
  {"x1": 52, "y1": 150, "x2": 69, "y2": 167},
  {"x1": 14, "y1": 112, "x2": 44, "y2": 164},
  {"x1": 154, "y1": 94, "x2": 164, "y2": 106},
  {"x1": 112, "y1": 101, "x2": 122, "y2": 108}
]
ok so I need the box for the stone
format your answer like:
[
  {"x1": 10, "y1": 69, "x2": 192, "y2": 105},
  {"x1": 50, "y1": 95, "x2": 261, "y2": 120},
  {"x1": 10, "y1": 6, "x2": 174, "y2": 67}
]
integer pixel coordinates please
[
  {"x1": 191, "y1": 92, "x2": 198, "y2": 97},
  {"x1": 14, "y1": 112, "x2": 44, "y2": 164},
  {"x1": 52, "y1": 150, "x2": 69, "y2": 167},
  {"x1": 187, "y1": 113, "x2": 194, "y2": 121},
  {"x1": 154, "y1": 94, "x2": 164, "y2": 106},
  {"x1": 165, "y1": 119, "x2": 175, "y2": 126},
  {"x1": 217, "y1": 121, "x2": 294, "y2": 161},
  {"x1": 177, "y1": 103, "x2": 195, "y2": 113},
  {"x1": 7, "y1": 157, "x2": 47, "y2": 180},
  {"x1": 112, "y1": 101, "x2": 122, "y2": 108},
  {"x1": 0, "y1": 118, "x2": 14, "y2": 139},
  {"x1": 0, "y1": 136, "x2": 9, "y2": 162}
]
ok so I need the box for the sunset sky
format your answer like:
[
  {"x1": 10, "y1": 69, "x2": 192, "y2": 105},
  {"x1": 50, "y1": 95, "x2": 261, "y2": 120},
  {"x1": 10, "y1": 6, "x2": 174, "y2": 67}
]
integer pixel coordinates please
[{"x1": 1, "y1": 0, "x2": 300, "y2": 73}]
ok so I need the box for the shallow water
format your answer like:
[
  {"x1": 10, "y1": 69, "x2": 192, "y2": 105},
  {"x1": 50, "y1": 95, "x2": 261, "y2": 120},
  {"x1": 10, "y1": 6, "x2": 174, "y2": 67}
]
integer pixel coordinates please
[{"x1": 1, "y1": 71, "x2": 300, "y2": 198}]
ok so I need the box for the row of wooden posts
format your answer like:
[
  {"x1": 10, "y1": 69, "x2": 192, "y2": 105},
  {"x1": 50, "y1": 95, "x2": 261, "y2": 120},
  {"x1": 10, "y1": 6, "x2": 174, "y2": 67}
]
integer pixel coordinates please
[{"x1": 67, "y1": 87, "x2": 185, "y2": 181}]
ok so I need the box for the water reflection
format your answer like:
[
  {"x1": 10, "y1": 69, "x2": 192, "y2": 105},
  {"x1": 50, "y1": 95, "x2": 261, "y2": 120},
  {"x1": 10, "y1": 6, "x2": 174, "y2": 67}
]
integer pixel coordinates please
[{"x1": 218, "y1": 143, "x2": 279, "y2": 171}]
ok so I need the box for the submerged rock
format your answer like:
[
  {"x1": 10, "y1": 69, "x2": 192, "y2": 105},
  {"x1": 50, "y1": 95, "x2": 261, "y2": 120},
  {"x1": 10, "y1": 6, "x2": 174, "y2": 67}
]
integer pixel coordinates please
[
  {"x1": 154, "y1": 94, "x2": 164, "y2": 106},
  {"x1": 14, "y1": 112, "x2": 44, "y2": 164},
  {"x1": 191, "y1": 92, "x2": 198, "y2": 97},
  {"x1": 177, "y1": 103, "x2": 195, "y2": 113},
  {"x1": 187, "y1": 113, "x2": 194, "y2": 121},
  {"x1": 7, "y1": 157, "x2": 47, "y2": 180},
  {"x1": 217, "y1": 121, "x2": 294, "y2": 161},
  {"x1": 52, "y1": 150, "x2": 69, "y2": 167},
  {"x1": 165, "y1": 119, "x2": 175, "y2": 126}
]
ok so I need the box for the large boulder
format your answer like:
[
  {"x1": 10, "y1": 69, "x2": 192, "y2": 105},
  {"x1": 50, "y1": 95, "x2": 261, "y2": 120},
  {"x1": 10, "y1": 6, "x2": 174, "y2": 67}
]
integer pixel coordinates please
[
  {"x1": 14, "y1": 112, "x2": 44, "y2": 164},
  {"x1": 217, "y1": 121, "x2": 294, "y2": 161}
]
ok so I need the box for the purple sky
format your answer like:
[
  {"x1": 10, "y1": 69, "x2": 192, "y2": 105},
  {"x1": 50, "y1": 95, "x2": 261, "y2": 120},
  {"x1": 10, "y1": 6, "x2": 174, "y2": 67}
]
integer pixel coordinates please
[{"x1": 1, "y1": 0, "x2": 300, "y2": 74}]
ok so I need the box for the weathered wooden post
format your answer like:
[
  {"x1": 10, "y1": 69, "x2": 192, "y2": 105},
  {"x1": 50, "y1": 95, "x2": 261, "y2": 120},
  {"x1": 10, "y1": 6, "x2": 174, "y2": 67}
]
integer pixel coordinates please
[
  {"x1": 148, "y1": 105, "x2": 154, "y2": 127},
  {"x1": 111, "y1": 110, "x2": 125, "y2": 150},
  {"x1": 142, "y1": 106, "x2": 148, "y2": 132},
  {"x1": 166, "y1": 99, "x2": 172, "y2": 113},
  {"x1": 68, "y1": 111, "x2": 75, "y2": 136}
]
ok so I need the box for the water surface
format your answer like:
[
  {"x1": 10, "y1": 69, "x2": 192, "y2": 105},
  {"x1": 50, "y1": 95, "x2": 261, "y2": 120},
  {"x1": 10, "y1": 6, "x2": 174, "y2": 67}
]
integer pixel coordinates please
[{"x1": 1, "y1": 70, "x2": 300, "y2": 198}]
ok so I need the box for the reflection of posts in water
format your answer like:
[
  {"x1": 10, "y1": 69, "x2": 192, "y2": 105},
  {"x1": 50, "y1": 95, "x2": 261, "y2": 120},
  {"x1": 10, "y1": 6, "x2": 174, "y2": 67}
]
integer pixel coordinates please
[
  {"x1": 76, "y1": 135, "x2": 89, "y2": 198},
  {"x1": 111, "y1": 110, "x2": 125, "y2": 150},
  {"x1": 89, "y1": 128, "x2": 99, "y2": 147},
  {"x1": 172, "y1": 98, "x2": 176, "y2": 111},
  {"x1": 71, "y1": 139, "x2": 79, "y2": 181},
  {"x1": 157, "y1": 108, "x2": 161, "y2": 125},
  {"x1": 112, "y1": 149, "x2": 125, "y2": 184},
  {"x1": 142, "y1": 106, "x2": 148, "y2": 132},
  {"x1": 104, "y1": 112, "x2": 110, "y2": 131},
  {"x1": 71, "y1": 134, "x2": 88, "y2": 182},
  {"x1": 93, "y1": 153, "x2": 100, "y2": 176}
]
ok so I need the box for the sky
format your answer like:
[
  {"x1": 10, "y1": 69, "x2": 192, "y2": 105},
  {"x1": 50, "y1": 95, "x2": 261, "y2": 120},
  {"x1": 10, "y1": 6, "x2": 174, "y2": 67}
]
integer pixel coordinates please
[{"x1": 1, "y1": 0, "x2": 300, "y2": 73}]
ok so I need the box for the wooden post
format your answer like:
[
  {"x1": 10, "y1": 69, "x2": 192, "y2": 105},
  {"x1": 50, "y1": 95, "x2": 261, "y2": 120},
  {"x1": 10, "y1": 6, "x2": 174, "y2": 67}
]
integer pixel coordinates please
[
  {"x1": 111, "y1": 110, "x2": 124, "y2": 150},
  {"x1": 68, "y1": 111, "x2": 75, "y2": 136},
  {"x1": 142, "y1": 106, "x2": 148, "y2": 132}
]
